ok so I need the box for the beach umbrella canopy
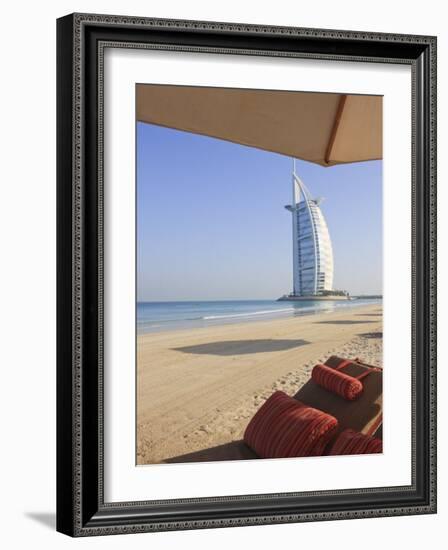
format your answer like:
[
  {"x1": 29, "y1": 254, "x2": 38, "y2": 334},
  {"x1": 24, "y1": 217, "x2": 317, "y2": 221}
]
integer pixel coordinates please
[{"x1": 136, "y1": 85, "x2": 382, "y2": 167}]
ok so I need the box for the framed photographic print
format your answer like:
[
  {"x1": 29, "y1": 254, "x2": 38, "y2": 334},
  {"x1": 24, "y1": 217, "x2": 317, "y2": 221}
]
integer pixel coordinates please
[{"x1": 56, "y1": 13, "x2": 437, "y2": 536}]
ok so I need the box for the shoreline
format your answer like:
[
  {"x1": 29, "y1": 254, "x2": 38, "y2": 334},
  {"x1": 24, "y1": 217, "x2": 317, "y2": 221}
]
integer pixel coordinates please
[
  {"x1": 137, "y1": 303, "x2": 382, "y2": 464},
  {"x1": 137, "y1": 298, "x2": 382, "y2": 336}
]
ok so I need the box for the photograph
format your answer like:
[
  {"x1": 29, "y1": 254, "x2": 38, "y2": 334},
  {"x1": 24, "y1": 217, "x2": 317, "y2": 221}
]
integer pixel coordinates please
[{"x1": 136, "y1": 85, "x2": 384, "y2": 465}]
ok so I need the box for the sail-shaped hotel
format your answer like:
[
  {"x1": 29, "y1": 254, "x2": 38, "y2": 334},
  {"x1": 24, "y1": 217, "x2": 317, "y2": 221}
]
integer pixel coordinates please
[{"x1": 279, "y1": 162, "x2": 348, "y2": 301}]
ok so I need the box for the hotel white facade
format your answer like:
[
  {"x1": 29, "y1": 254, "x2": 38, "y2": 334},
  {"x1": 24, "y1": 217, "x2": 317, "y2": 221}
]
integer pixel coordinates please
[{"x1": 284, "y1": 167, "x2": 334, "y2": 297}]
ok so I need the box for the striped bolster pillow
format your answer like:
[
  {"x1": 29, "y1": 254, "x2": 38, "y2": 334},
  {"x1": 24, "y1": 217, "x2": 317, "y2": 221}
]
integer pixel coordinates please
[
  {"x1": 329, "y1": 429, "x2": 382, "y2": 455},
  {"x1": 311, "y1": 364, "x2": 363, "y2": 400},
  {"x1": 244, "y1": 391, "x2": 338, "y2": 458}
]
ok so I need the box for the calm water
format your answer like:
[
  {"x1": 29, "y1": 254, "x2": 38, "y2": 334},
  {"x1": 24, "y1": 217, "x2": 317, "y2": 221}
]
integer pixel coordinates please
[{"x1": 137, "y1": 299, "x2": 382, "y2": 334}]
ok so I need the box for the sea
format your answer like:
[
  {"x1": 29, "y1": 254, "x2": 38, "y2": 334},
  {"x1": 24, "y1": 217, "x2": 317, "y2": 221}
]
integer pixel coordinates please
[{"x1": 136, "y1": 298, "x2": 382, "y2": 334}]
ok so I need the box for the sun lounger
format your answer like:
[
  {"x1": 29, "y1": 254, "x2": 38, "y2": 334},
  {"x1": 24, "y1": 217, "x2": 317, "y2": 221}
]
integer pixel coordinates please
[
  {"x1": 293, "y1": 356, "x2": 382, "y2": 438},
  {"x1": 166, "y1": 355, "x2": 382, "y2": 463},
  {"x1": 329, "y1": 429, "x2": 382, "y2": 455}
]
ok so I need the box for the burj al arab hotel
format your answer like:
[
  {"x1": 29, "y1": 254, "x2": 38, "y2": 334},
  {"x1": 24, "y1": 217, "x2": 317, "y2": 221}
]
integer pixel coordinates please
[{"x1": 279, "y1": 161, "x2": 348, "y2": 301}]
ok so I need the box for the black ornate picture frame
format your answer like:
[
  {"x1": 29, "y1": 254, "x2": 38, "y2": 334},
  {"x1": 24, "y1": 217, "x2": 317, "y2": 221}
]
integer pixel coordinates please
[{"x1": 56, "y1": 13, "x2": 437, "y2": 537}]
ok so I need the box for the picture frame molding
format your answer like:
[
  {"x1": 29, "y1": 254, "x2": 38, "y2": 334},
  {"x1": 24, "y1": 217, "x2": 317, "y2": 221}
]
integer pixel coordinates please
[{"x1": 56, "y1": 12, "x2": 437, "y2": 537}]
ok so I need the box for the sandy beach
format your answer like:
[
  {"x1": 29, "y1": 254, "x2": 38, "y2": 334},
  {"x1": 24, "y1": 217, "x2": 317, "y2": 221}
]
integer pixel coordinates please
[{"x1": 137, "y1": 303, "x2": 382, "y2": 464}]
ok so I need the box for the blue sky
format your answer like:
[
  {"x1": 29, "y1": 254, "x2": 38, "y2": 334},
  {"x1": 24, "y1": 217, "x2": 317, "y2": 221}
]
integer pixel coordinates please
[{"x1": 137, "y1": 122, "x2": 382, "y2": 301}]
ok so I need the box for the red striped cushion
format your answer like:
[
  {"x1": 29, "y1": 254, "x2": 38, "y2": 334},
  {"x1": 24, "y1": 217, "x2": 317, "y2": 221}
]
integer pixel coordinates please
[
  {"x1": 329, "y1": 429, "x2": 383, "y2": 455},
  {"x1": 312, "y1": 364, "x2": 363, "y2": 400},
  {"x1": 244, "y1": 391, "x2": 338, "y2": 458}
]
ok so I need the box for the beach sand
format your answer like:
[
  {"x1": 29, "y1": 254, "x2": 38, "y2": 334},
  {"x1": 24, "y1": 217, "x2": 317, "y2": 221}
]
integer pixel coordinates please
[{"x1": 137, "y1": 304, "x2": 382, "y2": 464}]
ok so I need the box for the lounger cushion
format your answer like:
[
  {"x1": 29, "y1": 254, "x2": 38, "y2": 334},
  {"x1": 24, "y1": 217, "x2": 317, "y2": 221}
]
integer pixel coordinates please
[
  {"x1": 311, "y1": 363, "x2": 363, "y2": 400},
  {"x1": 244, "y1": 391, "x2": 338, "y2": 458},
  {"x1": 329, "y1": 428, "x2": 382, "y2": 455}
]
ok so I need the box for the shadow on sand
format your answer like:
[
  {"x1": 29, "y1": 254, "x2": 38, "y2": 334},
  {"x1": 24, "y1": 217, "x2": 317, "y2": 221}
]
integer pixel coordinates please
[
  {"x1": 165, "y1": 440, "x2": 257, "y2": 463},
  {"x1": 359, "y1": 331, "x2": 383, "y2": 339},
  {"x1": 356, "y1": 313, "x2": 382, "y2": 317},
  {"x1": 315, "y1": 320, "x2": 374, "y2": 325},
  {"x1": 173, "y1": 339, "x2": 310, "y2": 356}
]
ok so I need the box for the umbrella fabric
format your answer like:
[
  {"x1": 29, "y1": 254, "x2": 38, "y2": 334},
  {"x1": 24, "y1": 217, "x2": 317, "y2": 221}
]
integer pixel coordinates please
[{"x1": 136, "y1": 84, "x2": 382, "y2": 166}]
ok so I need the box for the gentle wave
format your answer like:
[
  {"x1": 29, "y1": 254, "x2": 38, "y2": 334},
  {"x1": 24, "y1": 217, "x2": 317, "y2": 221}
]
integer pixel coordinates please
[
  {"x1": 137, "y1": 316, "x2": 203, "y2": 324},
  {"x1": 202, "y1": 307, "x2": 293, "y2": 320},
  {"x1": 137, "y1": 308, "x2": 293, "y2": 325},
  {"x1": 137, "y1": 307, "x2": 297, "y2": 325}
]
